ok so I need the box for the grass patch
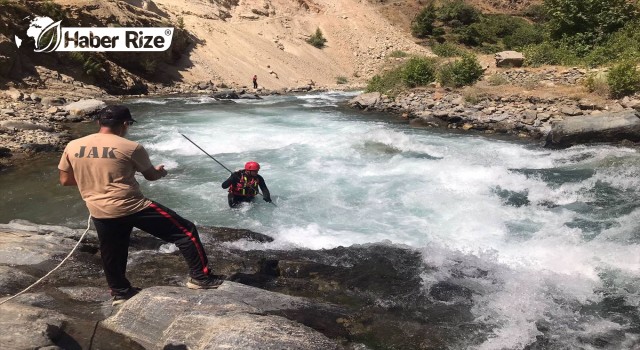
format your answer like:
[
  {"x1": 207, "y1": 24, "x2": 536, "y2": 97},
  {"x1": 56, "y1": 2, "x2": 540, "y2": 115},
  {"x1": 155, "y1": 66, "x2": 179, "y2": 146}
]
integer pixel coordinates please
[
  {"x1": 389, "y1": 50, "x2": 408, "y2": 58},
  {"x1": 487, "y1": 74, "x2": 509, "y2": 86},
  {"x1": 431, "y1": 42, "x2": 464, "y2": 57},
  {"x1": 584, "y1": 72, "x2": 610, "y2": 96},
  {"x1": 307, "y1": 28, "x2": 327, "y2": 49}
]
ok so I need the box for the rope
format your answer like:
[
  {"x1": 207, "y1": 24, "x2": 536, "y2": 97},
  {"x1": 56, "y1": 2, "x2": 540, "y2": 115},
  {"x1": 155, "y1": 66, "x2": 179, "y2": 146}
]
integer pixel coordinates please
[{"x1": 0, "y1": 215, "x2": 93, "y2": 306}]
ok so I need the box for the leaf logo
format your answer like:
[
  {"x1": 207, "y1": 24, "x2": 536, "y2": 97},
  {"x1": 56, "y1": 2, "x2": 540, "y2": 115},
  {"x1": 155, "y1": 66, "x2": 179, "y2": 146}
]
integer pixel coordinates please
[{"x1": 25, "y1": 16, "x2": 62, "y2": 53}]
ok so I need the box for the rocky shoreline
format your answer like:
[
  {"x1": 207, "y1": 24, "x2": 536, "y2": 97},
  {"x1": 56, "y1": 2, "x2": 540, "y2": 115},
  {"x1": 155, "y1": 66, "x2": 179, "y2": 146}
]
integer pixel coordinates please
[
  {"x1": 0, "y1": 220, "x2": 472, "y2": 349},
  {"x1": 3, "y1": 65, "x2": 640, "y2": 172},
  {"x1": 0, "y1": 66, "x2": 336, "y2": 171},
  {"x1": 348, "y1": 68, "x2": 640, "y2": 148}
]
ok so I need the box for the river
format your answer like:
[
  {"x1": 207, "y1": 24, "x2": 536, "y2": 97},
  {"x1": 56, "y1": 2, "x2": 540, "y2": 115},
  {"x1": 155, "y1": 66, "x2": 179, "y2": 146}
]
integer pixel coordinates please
[{"x1": 1, "y1": 91, "x2": 639, "y2": 349}]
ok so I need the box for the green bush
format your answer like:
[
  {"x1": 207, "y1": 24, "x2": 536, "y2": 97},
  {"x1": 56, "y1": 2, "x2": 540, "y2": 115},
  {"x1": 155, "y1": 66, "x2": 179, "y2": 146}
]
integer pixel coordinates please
[
  {"x1": 437, "y1": 54, "x2": 484, "y2": 88},
  {"x1": 437, "y1": 0, "x2": 480, "y2": 25},
  {"x1": 307, "y1": 28, "x2": 327, "y2": 48},
  {"x1": 487, "y1": 74, "x2": 509, "y2": 86},
  {"x1": 455, "y1": 14, "x2": 528, "y2": 47},
  {"x1": 411, "y1": 3, "x2": 437, "y2": 38},
  {"x1": 583, "y1": 21, "x2": 640, "y2": 67},
  {"x1": 39, "y1": 0, "x2": 65, "y2": 20},
  {"x1": 503, "y1": 24, "x2": 544, "y2": 49},
  {"x1": 336, "y1": 76, "x2": 348, "y2": 84},
  {"x1": 68, "y1": 52, "x2": 103, "y2": 77},
  {"x1": 389, "y1": 50, "x2": 408, "y2": 58},
  {"x1": 584, "y1": 72, "x2": 609, "y2": 96},
  {"x1": 366, "y1": 67, "x2": 405, "y2": 96},
  {"x1": 456, "y1": 24, "x2": 483, "y2": 46},
  {"x1": 607, "y1": 61, "x2": 640, "y2": 98},
  {"x1": 544, "y1": 0, "x2": 639, "y2": 48},
  {"x1": 522, "y1": 41, "x2": 579, "y2": 67},
  {"x1": 402, "y1": 57, "x2": 437, "y2": 88},
  {"x1": 522, "y1": 4, "x2": 546, "y2": 22},
  {"x1": 431, "y1": 42, "x2": 464, "y2": 57}
]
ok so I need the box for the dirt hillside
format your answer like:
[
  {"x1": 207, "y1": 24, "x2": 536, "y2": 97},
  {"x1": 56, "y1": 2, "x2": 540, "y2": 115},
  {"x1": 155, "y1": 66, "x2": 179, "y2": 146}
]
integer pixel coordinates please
[{"x1": 142, "y1": 0, "x2": 433, "y2": 89}]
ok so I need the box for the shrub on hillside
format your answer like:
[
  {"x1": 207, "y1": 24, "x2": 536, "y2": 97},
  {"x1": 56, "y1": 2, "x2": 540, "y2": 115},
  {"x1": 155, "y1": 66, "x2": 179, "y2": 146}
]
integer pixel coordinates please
[
  {"x1": 431, "y1": 42, "x2": 464, "y2": 57},
  {"x1": 366, "y1": 67, "x2": 404, "y2": 96},
  {"x1": 607, "y1": 61, "x2": 640, "y2": 98},
  {"x1": 437, "y1": 54, "x2": 484, "y2": 88},
  {"x1": 503, "y1": 24, "x2": 544, "y2": 49},
  {"x1": 402, "y1": 57, "x2": 437, "y2": 88},
  {"x1": 437, "y1": 0, "x2": 479, "y2": 25},
  {"x1": 522, "y1": 41, "x2": 578, "y2": 67},
  {"x1": 307, "y1": 28, "x2": 327, "y2": 49},
  {"x1": 544, "y1": 0, "x2": 639, "y2": 49},
  {"x1": 584, "y1": 72, "x2": 609, "y2": 96},
  {"x1": 411, "y1": 3, "x2": 437, "y2": 38},
  {"x1": 389, "y1": 50, "x2": 408, "y2": 58},
  {"x1": 455, "y1": 14, "x2": 532, "y2": 49},
  {"x1": 583, "y1": 21, "x2": 640, "y2": 67},
  {"x1": 522, "y1": 4, "x2": 546, "y2": 22}
]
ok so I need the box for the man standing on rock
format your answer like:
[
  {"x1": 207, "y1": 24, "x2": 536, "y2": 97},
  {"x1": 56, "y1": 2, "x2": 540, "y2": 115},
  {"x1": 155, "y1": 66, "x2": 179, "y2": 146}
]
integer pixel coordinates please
[
  {"x1": 58, "y1": 105, "x2": 223, "y2": 306},
  {"x1": 252, "y1": 74, "x2": 258, "y2": 89}
]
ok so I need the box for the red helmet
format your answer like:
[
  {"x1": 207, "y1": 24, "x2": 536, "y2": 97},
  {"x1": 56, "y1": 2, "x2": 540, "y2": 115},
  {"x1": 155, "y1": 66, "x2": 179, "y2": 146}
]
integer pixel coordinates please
[{"x1": 244, "y1": 161, "x2": 260, "y2": 171}]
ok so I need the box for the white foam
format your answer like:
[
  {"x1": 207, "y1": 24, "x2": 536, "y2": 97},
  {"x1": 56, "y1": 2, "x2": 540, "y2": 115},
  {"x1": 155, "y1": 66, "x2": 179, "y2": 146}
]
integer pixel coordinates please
[{"x1": 120, "y1": 92, "x2": 640, "y2": 349}]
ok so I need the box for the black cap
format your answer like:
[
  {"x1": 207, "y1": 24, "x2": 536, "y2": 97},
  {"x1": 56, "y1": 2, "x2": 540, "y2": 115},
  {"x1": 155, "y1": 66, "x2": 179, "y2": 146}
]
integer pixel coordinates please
[{"x1": 98, "y1": 105, "x2": 136, "y2": 123}]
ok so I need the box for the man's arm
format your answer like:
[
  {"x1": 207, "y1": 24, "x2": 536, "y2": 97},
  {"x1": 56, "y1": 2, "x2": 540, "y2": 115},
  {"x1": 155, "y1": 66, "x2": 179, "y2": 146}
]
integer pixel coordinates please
[
  {"x1": 141, "y1": 165, "x2": 167, "y2": 181},
  {"x1": 222, "y1": 171, "x2": 241, "y2": 189},
  {"x1": 59, "y1": 169, "x2": 77, "y2": 186},
  {"x1": 258, "y1": 175, "x2": 271, "y2": 202}
]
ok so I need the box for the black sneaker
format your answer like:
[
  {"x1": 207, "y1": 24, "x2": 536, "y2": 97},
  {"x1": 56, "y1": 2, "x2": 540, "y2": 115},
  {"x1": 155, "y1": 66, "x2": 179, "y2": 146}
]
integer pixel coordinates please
[
  {"x1": 186, "y1": 274, "x2": 224, "y2": 289},
  {"x1": 112, "y1": 287, "x2": 142, "y2": 306}
]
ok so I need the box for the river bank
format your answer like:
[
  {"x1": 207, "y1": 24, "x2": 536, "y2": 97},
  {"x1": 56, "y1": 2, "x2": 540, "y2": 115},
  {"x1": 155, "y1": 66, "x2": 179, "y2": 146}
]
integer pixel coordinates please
[
  {"x1": 2, "y1": 89, "x2": 640, "y2": 349},
  {"x1": 348, "y1": 67, "x2": 640, "y2": 149},
  {"x1": 0, "y1": 220, "x2": 470, "y2": 349},
  {"x1": 0, "y1": 66, "x2": 359, "y2": 171},
  {"x1": 4, "y1": 65, "x2": 640, "y2": 172}
]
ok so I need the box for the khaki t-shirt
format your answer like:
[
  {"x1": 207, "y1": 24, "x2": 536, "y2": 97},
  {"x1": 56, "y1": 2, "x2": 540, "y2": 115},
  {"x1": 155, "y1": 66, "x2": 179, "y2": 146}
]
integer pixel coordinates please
[{"x1": 58, "y1": 133, "x2": 153, "y2": 219}]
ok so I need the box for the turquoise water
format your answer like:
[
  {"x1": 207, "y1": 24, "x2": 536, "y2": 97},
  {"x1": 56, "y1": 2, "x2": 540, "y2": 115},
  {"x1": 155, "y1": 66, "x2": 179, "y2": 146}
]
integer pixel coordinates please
[{"x1": 2, "y1": 92, "x2": 640, "y2": 348}]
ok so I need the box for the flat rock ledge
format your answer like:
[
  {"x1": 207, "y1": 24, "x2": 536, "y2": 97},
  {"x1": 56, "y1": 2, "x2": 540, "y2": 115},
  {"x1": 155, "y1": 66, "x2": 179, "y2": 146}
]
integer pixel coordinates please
[{"x1": 100, "y1": 284, "x2": 343, "y2": 350}]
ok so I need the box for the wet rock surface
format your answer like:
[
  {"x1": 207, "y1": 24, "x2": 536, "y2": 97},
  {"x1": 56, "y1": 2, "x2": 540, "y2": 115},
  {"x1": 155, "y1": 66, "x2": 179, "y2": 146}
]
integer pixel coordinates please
[
  {"x1": 349, "y1": 68, "x2": 640, "y2": 148},
  {"x1": 0, "y1": 220, "x2": 483, "y2": 349}
]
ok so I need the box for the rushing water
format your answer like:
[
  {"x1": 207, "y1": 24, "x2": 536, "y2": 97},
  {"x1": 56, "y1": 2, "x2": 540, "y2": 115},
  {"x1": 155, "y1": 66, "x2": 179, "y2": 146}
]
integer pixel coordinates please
[{"x1": 1, "y1": 92, "x2": 640, "y2": 349}]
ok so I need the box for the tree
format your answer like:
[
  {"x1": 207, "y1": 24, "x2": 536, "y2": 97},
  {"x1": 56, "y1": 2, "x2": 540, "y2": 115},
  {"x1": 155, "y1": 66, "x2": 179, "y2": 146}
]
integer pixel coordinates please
[
  {"x1": 307, "y1": 28, "x2": 327, "y2": 49},
  {"x1": 544, "y1": 0, "x2": 639, "y2": 47},
  {"x1": 411, "y1": 3, "x2": 437, "y2": 38}
]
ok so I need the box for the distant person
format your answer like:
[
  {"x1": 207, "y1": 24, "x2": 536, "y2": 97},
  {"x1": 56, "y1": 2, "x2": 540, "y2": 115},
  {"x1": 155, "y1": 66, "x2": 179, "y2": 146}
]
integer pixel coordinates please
[
  {"x1": 58, "y1": 105, "x2": 223, "y2": 306},
  {"x1": 252, "y1": 75, "x2": 258, "y2": 89},
  {"x1": 221, "y1": 161, "x2": 271, "y2": 207}
]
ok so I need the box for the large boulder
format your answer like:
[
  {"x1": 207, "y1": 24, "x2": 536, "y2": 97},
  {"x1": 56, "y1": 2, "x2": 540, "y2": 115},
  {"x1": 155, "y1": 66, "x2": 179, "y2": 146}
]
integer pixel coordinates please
[
  {"x1": 212, "y1": 90, "x2": 240, "y2": 99},
  {"x1": 0, "y1": 34, "x2": 22, "y2": 78},
  {"x1": 100, "y1": 284, "x2": 343, "y2": 349},
  {"x1": 63, "y1": 99, "x2": 106, "y2": 117},
  {"x1": 0, "y1": 302, "x2": 67, "y2": 349},
  {"x1": 349, "y1": 92, "x2": 381, "y2": 110},
  {"x1": 495, "y1": 51, "x2": 524, "y2": 68},
  {"x1": 0, "y1": 120, "x2": 54, "y2": 132},
  {"x1": 545, "y1": 109, "x2": 640, "y2": 148}
]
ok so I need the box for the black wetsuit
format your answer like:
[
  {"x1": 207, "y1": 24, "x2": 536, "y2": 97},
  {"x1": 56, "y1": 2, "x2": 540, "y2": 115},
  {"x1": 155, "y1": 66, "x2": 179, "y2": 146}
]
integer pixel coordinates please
[{"x1": 221, "y1": 170, "x2": 271, "y2": 207}]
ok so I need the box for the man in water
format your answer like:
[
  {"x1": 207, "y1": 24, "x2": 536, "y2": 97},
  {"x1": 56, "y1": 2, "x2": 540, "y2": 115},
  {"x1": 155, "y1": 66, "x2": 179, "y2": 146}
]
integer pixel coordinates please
[
  {"x1": 221, "y1": 161, "x2": 271, "y2": 207},
  {"x1": 58, "y1": 105, "x2": 223, "y2": 306}
]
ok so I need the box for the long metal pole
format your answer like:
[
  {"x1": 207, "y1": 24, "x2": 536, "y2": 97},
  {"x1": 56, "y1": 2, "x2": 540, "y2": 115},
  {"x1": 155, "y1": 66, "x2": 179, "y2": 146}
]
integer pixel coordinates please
[{"x1": 180, "y1": 133, "x2": 232, "y2": 173}]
